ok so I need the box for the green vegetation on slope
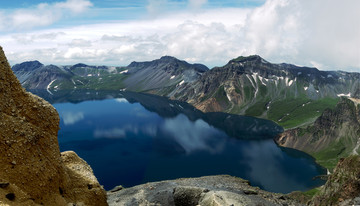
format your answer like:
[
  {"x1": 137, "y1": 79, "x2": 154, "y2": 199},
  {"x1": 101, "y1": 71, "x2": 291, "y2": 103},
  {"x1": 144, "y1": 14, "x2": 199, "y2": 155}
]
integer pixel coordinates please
[
  {"x1": 245, "y1": 99, "x2": 269, "y2": 116},
  {"x1": 311, "y1": 136, "x2": 355, "y2": 169},
  {"x1": 50, "y1": 74, "x2": 127, "y2": 91},
  {"x1": 268, "y1": 97, "x2": 339, "y2": 129}
]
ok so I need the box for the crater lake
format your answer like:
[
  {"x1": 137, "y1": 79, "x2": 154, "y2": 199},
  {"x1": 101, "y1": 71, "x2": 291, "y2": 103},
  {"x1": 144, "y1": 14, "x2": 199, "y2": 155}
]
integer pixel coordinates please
[{"x1": 50, "y1": 91, "x2": 326, "y2": 193}]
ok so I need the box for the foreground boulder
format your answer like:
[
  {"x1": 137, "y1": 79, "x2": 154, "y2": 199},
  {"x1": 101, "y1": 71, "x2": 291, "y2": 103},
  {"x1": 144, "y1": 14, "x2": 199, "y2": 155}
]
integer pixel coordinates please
[
  {"x1": 107, "y1": 175, "x2": 303, "y2": 206},
  {"x1": 0, "y1": 46, "x2": 107, "y2": 205}
]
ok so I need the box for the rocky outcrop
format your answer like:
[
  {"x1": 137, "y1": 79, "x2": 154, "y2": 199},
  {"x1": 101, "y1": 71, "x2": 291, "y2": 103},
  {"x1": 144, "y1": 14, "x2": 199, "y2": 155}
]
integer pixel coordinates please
[
  {"x1": 311, "y1": 155, "x2": 360, "y2": 206},
  {"x1": 0, "y1": 47, "x2": 107, "y2": 205},
  {"x1": 275, "y1": 97, "x2": 360, "y2": 168},
  {"x1": 107, "y1": 175, "x2": 303, "y2": 206}
]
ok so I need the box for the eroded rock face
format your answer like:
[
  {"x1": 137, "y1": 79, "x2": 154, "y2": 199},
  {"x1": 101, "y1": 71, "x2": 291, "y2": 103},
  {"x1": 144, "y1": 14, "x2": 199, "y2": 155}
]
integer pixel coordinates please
[
  {"x1": 0, "y1": 47, "x2": 107, "y2": 205},
  {"x1": 311, "y1": 155, "x2": 360, "y2": 206}
]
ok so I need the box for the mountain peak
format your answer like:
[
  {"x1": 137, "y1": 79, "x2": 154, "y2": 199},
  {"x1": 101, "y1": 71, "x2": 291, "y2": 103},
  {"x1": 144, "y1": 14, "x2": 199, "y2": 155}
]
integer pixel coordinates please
[
  {"x1": 159, "y1": 55, "x2": 178, "y2": 61},
  {"x1": 12, "y1": 60, "x2": 43, "y2": 72},
  {"x1": 230, "y1": 55, "x2": 266, "y2": 63}
]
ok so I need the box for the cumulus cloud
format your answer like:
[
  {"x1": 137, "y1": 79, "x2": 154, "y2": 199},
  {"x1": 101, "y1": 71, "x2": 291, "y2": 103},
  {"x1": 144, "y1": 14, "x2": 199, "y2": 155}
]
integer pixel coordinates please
[
  {"x1": 0, "y1": 0, "x2": 92, "y2": 31},
  {"x1": 1, "y1": 0, "x2": 359, "y2": 71}
]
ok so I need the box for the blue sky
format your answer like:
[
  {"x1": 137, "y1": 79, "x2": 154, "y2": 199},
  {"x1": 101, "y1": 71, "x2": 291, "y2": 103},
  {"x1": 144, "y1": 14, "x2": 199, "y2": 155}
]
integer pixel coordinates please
[{"x1": 0, "y1": 0, "x2": 359, "y2": 71}]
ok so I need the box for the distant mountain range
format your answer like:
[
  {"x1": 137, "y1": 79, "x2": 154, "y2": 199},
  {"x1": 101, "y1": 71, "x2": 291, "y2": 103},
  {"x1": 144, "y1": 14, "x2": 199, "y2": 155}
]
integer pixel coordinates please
[
  {"x1": 12, "y1": 54, "x2": 360, "y2": 171},
  {"x1": 13, "y1": 55, "x2": 360, "y2": 130}
]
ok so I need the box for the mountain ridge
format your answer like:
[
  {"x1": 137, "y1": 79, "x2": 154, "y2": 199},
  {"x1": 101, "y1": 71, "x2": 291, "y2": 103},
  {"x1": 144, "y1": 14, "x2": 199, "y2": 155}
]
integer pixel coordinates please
[{"x1": 12, "y1": 55, "x2": 360, "y2": 129}]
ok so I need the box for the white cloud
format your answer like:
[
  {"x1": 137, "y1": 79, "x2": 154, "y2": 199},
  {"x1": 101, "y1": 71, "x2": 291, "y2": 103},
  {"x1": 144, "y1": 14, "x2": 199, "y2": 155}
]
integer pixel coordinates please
[
  {"x1": 68, "y1": 39, "x2": 92, "y2": 47},
  {"x1": 1, "y1": 0, "x2": 359, "y2": 71},
  {"x1": 0, "y1": 0, "x2": 92, "y2": 31}
]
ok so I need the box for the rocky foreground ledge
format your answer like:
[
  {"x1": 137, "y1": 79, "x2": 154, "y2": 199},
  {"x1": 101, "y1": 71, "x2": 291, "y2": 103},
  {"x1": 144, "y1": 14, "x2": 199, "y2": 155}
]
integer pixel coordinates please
[
  {"x1": 107, "y1": 175, "x2": 302, "y2": 206},
  {"x1": 0, "y1": 47, "x2": 107, "y2": 205}
]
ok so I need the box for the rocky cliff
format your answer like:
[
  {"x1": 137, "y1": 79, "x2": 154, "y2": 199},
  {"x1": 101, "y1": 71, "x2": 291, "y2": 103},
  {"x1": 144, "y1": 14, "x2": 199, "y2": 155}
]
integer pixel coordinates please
[
  {"x1": 275, "y1": 97, "x2": 360, "y2": 169},
  {"x1": 311, "y1": 155, "x2": 360, "y2": 206},
  {"x1": 0, "y1": 47, "x2": 107, "y2": 205}
]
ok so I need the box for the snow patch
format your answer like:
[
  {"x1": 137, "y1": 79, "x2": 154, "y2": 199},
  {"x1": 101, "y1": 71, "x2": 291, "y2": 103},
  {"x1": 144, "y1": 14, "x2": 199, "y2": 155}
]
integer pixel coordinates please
[
  {"x1": 226, "y1": 92, "x2": 232, "y2": 102},
  {"x1": 352, "y1": 138, "x2": 360, "y2": 155},
  {"x1": 120, "y1": 69, "x2": 128, "y2": 74},
  {"x1": 297, "y1": 72, "x2": 302, "y2": 75},
  {"x1": 327, "y1": 74, "x2": 333, "y2": 78},
  {"x1": 304, "y1": 87, "x2": 308, "y2": 91},
  {"x1": 170, "y1": 75, "x2": 176, "y2": 79},
  {"x1": 248, "y1": 74, "x2": 258, "y2": 97},
  {"x1": 76, "y1": 80, "x2": 84, "y2": 85},
  {"x1": 47, "y1": 79, "x2": 57, "y2": 95},
  {"x1": 177, "y1": 80, "x2": 185, "y2": 86},
  {"x1": 288, "y1": 79, "x2": 294, "y2": 86},
  {"x1": 337, "y1": 93, "x2": 351, "y2": 97},
  {"x1": 261, "y1": 59, "x2": 268, "y2": 64},
  {"x1": 246, "y1": 74, "x2": 256, "y2": 89},
  {"x1": 258, "y1": 75, "x2": 267, "y2": 86},
  {"x1": 87, "y1": 74, "x2": 92, "y2": 77}
]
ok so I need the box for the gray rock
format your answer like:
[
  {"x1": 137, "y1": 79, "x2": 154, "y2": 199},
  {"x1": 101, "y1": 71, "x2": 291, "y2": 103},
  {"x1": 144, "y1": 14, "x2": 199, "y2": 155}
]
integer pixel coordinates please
[{"x1": 107, "y1": 175, "x2": 304, "y2": 206}]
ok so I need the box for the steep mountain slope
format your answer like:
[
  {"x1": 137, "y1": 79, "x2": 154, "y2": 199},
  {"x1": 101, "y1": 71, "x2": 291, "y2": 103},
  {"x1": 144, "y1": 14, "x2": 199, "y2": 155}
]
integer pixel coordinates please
[
  {"x1": 275, "y1": 97, "x2": 360, "y2": 169},
  {"x1": 166, "y1": 55, "x2": 359, "y2": 128},
  {"x1": 123, "y1": 56, "x2": 208, "y2": 92},
  {"x1": 311, "y1": 155, "x2": 360, "y2": 206}
]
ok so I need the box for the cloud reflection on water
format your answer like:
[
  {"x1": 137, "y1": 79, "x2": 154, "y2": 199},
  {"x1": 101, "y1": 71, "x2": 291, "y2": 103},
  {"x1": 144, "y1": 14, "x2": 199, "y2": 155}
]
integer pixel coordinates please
[
  {"x1": 94, "y1": 124, "x2": 157, "y2": 139},
  {"x1": 241, "y1": 140, "x2": 308, "y2": 192},
  {"x1": 61, "y1": 111, "x2": 84, "y2": 125},
  {"x1": 162, "y1": 114, "x2": 226, "y2": 154},
  {"x1": 115, "y1": 98, "x2": 128, "y2": 103}
]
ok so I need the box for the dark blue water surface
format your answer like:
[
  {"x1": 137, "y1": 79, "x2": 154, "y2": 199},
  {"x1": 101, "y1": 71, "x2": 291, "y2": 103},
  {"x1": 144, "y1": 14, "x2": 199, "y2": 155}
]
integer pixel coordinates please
[{"x1": 54, "y1": 97, "x2": 325, "y2": 193}]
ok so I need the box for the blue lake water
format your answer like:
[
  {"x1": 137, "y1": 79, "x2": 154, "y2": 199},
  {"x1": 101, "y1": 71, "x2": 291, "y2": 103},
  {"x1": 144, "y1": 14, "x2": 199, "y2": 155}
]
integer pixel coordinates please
[{"x1": 54, "y1": 93, "x2": 326, "y2": 193}]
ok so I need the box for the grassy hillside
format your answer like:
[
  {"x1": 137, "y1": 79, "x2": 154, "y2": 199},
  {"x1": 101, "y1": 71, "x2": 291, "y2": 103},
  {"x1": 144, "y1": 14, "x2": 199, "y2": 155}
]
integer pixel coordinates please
[{"x1": 268, "y1": 97, "x2": 339, "y2": 129}]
